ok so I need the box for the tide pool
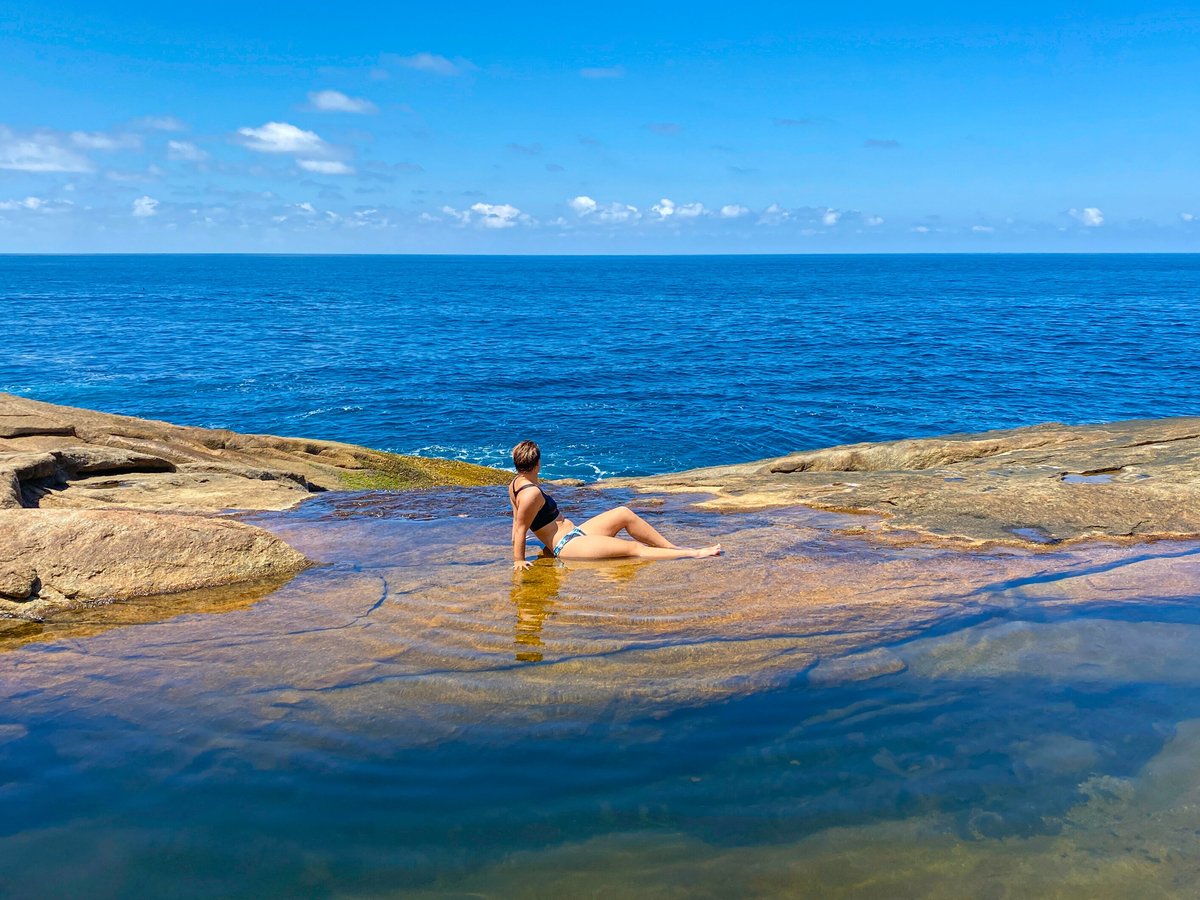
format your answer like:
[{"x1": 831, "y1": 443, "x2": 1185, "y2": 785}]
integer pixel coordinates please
[{"x1": 3, "y1": 488, "x2": 1200, "y2": 896}]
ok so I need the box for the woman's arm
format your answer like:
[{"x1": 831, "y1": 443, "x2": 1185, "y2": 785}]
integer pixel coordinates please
[{"x1": 511, "y1": 493, "x2": 537, "y2": 571}]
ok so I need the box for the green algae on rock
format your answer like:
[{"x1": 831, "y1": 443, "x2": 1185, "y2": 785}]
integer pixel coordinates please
[
  {"x1": 336, "y1": 453, "x2": 507, "y2": 491},
  {"x1": 608, "y1": 417, "x2": 1200, "y2": 547}
]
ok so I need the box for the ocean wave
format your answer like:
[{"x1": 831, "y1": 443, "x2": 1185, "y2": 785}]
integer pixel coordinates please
[{"x1": 294, "y1": 405, "x2": 366, "y2": 420}]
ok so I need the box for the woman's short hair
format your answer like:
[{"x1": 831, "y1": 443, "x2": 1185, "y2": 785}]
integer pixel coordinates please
[{"x1": 512, "y1": 440, "x2": 541, "y2": 473}]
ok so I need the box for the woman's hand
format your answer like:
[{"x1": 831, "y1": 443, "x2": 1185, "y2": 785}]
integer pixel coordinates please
[{"x1": 513, "y1": 559, "x2": 533, "y2": 572}]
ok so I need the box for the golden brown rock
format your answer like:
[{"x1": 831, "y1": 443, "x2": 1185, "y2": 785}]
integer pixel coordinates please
[
  {"x1": 0, "y1": 392, "x2": 509, "y2": 512},
  {"x1": 0, "y1": 395, "x2": 508, "y2": 621},
  {"x1": 611, "y1": 418, "x2": 1200, "y2": 546},
  {"x1": 0, "y1": 509, "x2": 309, "y2": 619}
]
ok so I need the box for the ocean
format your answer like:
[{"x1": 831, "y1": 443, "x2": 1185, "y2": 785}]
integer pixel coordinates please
[{"x1": 4, "y1": 253, "x2": 1198, "y2": 477}]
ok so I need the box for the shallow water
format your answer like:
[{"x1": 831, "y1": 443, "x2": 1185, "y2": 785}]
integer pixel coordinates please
[
  {"x1": 4, "y1": 253, "x2": 1200, "y2": 478},
  {"x1": 4, "y1": 487, "x2": 1200, "y2": 896}
]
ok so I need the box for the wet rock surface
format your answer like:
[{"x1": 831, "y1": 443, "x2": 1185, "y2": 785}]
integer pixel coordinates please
[{"x1": 611, "y1": 417, "x2": 1200, "y2": 546}]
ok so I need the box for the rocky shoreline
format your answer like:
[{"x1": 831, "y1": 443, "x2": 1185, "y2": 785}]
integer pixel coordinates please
[
  {"x1": 0, "y1": 393, "x2": 508, "y2": 619},
  {"x1": 612, "y1": 417, "x2": 1200, "y2": 547},
  {"x1": 3, "y1": 394, "x2": 1199, "y2": 626}
]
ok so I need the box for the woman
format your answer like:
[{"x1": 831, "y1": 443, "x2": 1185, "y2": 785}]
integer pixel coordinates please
[{"x1": 508, "y1": 440, "x2": 722, "y2": 571}]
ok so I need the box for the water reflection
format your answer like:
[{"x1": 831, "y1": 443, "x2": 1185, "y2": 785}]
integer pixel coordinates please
[
  {"x1": 510, "y1": 558, "x2": 649, "y2": 661},
  {"x1": 512, "y1": 561, "x2": 561, "y2": 662}
]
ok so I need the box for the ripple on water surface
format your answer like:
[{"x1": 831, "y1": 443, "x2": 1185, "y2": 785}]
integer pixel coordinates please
[{"x1": 3, "y1": 487, "x2": 1200, "y2": 896}]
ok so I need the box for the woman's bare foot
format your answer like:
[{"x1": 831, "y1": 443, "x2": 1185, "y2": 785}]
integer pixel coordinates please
[{"x1": 689, "y1": 544, "x2": 723, "y2": 558}]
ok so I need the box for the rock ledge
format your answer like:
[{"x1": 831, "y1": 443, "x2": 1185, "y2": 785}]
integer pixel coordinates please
[
  {"x1": 0, "y1": 394, "x2": 509, "y2": 620},
  {"x1": 609, "y1": 418, "x2": 1200, "y2": 546}
]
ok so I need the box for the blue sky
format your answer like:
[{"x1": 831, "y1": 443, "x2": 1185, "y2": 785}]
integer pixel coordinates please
[{"x1": 1, "y1": 1, "x2": 1198, "y2": 252}]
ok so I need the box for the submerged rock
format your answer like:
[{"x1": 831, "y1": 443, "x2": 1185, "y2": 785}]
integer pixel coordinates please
[{"x1": 611, "y1": 418, "x2": 1200, "y2": 546}]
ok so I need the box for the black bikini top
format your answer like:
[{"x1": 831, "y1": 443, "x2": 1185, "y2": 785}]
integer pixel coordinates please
[{"x1": 512, "y1": 480, "x2": 560, "y2": 531}]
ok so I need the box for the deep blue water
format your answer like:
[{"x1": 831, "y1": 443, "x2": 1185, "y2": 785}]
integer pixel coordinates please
[{"x1": 3, "y1": 253, "x2": 1198, "y2": 478}]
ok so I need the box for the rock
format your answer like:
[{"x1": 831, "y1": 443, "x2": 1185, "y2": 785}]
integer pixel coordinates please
[
  {"x1": 808, "y1": 648, "x2": 907, "y2": 686},
  {"x1": 0, "y1": 413, "x2": 73, "y2": 439},
  {"x1": 611, "y1": 418, "x2": 1200, "y2": 546},
  {"x1": 0, "y1": 393, "x2": 510, "y2": 512},
  {"x1": 52, "y1": 446, "x2": 176, "y2": 477},
  {"x1": 0, "y1": 452, "x2": 61, "y2": 507},
  {"x1": 0, "y1": 469, "x2": 21, "y2": 509},
  {"x1": 176, "y1": 461, "x2": 312, "y2": 486},
  {"x1": 0, "y1": 394, "x2": 510, "y2": 622},
  {"x1": 46, "y1": 470, "x2": 315, "y2": 513},
  {"x1": 0, "y1": 564, "x2": 37, "y2": 601},
  {"x1": 0, "y1": 451, "x2": 59, "y2": 481},
  {"x1": 0, "y1": 509, "x2": 310, "y2": 619}
]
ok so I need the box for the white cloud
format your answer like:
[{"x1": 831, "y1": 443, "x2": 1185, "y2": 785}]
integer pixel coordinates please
[
  {"x1": 821, "y1": 208, "x2": 841, "y2": 226},
  {"x1": 865, "y1": 214, "x2": 884, "y2": 226},
  {"x1": 569, "y1": 195, "x2": 598, "y2": 215},
  {"x1": 131, "y1": 196, "x2": 159, "y2": 217},
  {"x1": 135, "y1": 116, "x2": 187, "y2": 132},
  {"x1": 1068, "y1": 207, "x2": 1104, "y2": 227},
  {"x1": 105, "y1": 167, "x2": 161, "y2": 184},
  {"x1": 580, "y1": 65, "x2": 625, "y2": 79},
  {"x1": 720, "y1": 204, "x2": 750, "y2": 219},
  {"x1": 0, "y1": 127, "x2": 92, "y2": 172},
  {"x1": 390, "y1": 52, "x2": 472, "y2": 76},
  {"x1": 568, "y1": 195, "x2": 640, "y2": 223},
  {"x1": 758, "y1": 203, "x2": 790, "y2": 224},
  {"x1": 676, "y1": 202, "x2": 707, "y2": 219},
  {"x1": 308, "y1": 90, "x2": 378, "y2": 114},
  {"x1": 298, "y1": 159, "x2": 354, "y2": 175},
  {"x1": 651, "y1": 198, "x2": 676, "y2": 219},
  {"x1": 167, "y1": 140, "x2": 208, "y2": 162},
  {"x1": 439, "y1": 202, "x2": 527, "y2": 228},
  {"x1": 596, "y1": 203, "x2": 639, "y2": 223},
  {"x1": 293, "y1": 202, "x2": 317, "y2": 215},
  {"x1": 238, "y1": 122, "x2": 328, "y2": 155},
  {"x1": 0, "y1": 196, "x2": 44, "y2": 211},
  {"x1": 70, "y1": 131, "x2": 140, "y2": 150},
  {"x1": 911, "y1": 225, "x2": 931, "y2": 233},
  {"x1": 1181, "y1": 212, "x2": 1196, "y2": 223},
  {"x1": 470, "y1": 202, "x2": 523, "y2": 228},
  {"x1": 0, "y1": 196, "x2": 72, "y2": 214},
  {"x1": 971, "y1": 224, "x2": 994, "y2": 233}
]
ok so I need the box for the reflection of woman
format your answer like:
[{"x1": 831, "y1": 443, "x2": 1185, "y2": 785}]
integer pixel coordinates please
[
  {"x1": 510, "y1": 563, "x2": 561, "y2": 663},
  {"x1": 508, "y1": 440, "x2": 722, "y2": 572}
]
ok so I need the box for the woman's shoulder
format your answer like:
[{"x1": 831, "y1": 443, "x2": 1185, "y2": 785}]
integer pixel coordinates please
[{"x1": 511, "y1": 477, "x2": 540, "y2": 496}]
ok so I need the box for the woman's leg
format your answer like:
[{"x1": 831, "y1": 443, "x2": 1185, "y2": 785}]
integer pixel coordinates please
[
  {"x1": 557, "y1": 534, "x2": 721, "y2": 561},
  {"x1": 578, "y1": 505, "x2": 678, "y2": 548}
]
